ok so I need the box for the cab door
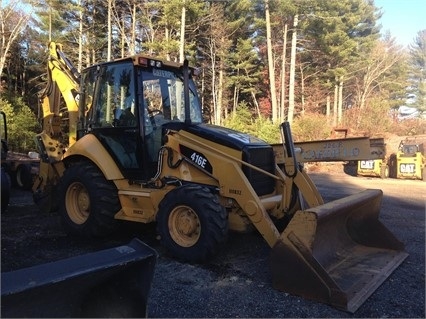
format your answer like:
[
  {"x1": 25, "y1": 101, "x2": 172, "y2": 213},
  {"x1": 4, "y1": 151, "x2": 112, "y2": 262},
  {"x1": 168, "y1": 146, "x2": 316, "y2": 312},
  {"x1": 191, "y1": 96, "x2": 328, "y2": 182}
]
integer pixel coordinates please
[{"x1": 80, "y1": 60, "x2": 149, "y2": 181}]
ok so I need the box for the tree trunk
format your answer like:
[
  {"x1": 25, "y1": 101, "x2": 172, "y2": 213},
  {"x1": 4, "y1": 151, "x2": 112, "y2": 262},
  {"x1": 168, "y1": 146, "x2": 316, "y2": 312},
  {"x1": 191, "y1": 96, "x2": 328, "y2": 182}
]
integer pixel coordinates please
[
  {"x1": 280, "y1": 24, "x2": 288, "y2": 122},
  {"x1": 165, "y1": 27, "x2": 170, "y2": 60},
  {"x1": 107, "y1": 0, "x2": 112, "y2": 61},
  {"x1": 233, "y1": 85, "x2": 238, "y2": 114},
  {"x1": 264, "y1": 0, "x2": 278, "y2": 122},
  {"x1": 78, "y1": 0, "x2": 83, "y2": 72},
  {"x1": 287, "y1": 14, "x2": 298, "y2": 124},
  {"x1": 217, "y1": 63, "x2": 223, "y2": 125},
  {"x1": 179, "y1": 3, "x2": 186, "y2": 63},
  {"x1": 251, "y1": 90, "x2": 261, "y2": 118},
  {"x1": 210, "y1": 45, "x2": 217, "y2": 125},
  {"x1": 300, "y1": 64, "x2": 305, "y2": 116},
  {"x1": 333, "y1": 80, "x2": 338, "y2": 127},
  {"x1": 48, "y1": 3, "x2": 52, "y2": 42},
  {"x1": 338, "y1": 77, "x2": 343, "y2": 124},
  {"x1": 326, "y1": 94, "x2": 331, "y2": 123},
  {"x1": 131, "y1": 3, "x2": 136, "y2": 55}
]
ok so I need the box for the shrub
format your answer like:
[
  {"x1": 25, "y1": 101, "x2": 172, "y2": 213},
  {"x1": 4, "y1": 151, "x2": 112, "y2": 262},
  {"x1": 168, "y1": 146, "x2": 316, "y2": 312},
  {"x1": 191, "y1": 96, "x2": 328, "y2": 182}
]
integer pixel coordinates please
[
  {"x1": 291, "y1": 113, "x2": 332, "y2": 141},
  {"x1": 0, "y1": 98, "x2": 40, "y2": 153}
]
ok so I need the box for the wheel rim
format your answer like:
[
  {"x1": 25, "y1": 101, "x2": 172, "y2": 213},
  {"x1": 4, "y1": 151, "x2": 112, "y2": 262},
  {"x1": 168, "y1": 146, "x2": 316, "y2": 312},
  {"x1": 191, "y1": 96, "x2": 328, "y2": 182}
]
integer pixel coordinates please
[
  {"x1": 65, "y1": 181, "x2": 90, "y2": 224},
  {"x1": 168, "y1": 205, "x2": 201, "y2": 247}
]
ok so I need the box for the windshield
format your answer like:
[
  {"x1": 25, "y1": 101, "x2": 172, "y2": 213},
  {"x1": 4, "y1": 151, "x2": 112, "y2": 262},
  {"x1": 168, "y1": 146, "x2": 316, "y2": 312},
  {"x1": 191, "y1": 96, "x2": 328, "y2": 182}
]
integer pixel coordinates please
[
  {"x1": 141, "y1": 68, "x2": 202, "y2": 128},
  {"x1": 402, "y1": 144, "x2": 418, "y2": 155}
]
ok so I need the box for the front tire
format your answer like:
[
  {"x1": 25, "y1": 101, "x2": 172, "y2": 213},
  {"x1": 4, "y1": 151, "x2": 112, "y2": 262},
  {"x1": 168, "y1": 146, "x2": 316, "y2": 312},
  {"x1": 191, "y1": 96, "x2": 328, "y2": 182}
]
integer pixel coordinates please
[
  {"x1": 58, "y1": 162, "x2": 120, "y2": 237},
  {"x1": 156, "y1": 185, "x2": 228, "y2": 262}
]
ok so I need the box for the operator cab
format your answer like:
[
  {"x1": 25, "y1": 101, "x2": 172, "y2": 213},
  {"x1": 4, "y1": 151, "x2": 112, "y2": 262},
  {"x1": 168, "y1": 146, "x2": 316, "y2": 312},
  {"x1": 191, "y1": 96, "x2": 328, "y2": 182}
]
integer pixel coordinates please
[{"x1": 78, "y1": 56, "x2": 202, "y2": 181}]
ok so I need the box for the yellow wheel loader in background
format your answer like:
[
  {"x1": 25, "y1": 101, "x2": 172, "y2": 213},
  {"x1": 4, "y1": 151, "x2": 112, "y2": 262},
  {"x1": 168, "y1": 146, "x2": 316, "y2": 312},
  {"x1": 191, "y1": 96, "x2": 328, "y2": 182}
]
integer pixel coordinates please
[
  {"x1": 356, "y1": 141, "x2": 389, "y2": 179},
  {"x1": 357, "y1": 158, "x2": 389, "y2": 178},
  {"x1": 394, "y1": 137, "x2": 426, "y2": 181},
  {"x1": 33, "y1": 42, "x2": 407, "y2": 313}
]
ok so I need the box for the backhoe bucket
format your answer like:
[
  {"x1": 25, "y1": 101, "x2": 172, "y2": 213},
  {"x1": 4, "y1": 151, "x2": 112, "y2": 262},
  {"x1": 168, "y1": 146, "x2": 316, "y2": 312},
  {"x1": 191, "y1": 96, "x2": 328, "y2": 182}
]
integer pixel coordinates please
[{"x1": 270, "y1": 189, "x2": 408, "y2": 313}]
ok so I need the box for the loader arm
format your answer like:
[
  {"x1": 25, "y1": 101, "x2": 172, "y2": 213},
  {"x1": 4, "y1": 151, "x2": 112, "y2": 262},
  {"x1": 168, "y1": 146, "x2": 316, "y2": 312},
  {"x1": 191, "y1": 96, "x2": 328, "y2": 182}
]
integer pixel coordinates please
[
  {"x1": 159, "y1": 123, "x2": 383, "y2": 248},
  {"x1": 162, "y1": 128, "x2": 282, "y2": 246}
]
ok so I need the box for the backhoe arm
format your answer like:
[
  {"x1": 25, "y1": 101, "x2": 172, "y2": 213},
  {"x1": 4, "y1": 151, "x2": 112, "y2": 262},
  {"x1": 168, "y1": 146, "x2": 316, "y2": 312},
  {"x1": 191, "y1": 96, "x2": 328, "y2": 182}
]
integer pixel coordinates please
[
  {"x1": 38, "y1": 42, "x2": 80, "y2": 150},
  {"x1": 33, "y1": 42, "x2": 81, "y2": 211}
]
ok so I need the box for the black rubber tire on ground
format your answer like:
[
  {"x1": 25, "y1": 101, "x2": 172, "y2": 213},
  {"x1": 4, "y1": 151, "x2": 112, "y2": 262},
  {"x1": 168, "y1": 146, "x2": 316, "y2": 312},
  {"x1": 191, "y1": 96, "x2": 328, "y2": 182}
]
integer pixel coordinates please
[
  {"x1": 156, "y1": 184, "x2": 228, "y2": 263},
  {"x1": 1, "y1": 167, "x2": 11, "y2": 213},
  {"x1": 14, "y1": 164, "x2": 33, "y2": 190},
  {"x1": 58, "y1": 161, "x2": 121, "y2": 237},
  {"x1": 33, "y1": 185, "x2": 59, "y2": 214},
  {"x1": 388, "y1": 154, "x2": 397, "y2": 178}
]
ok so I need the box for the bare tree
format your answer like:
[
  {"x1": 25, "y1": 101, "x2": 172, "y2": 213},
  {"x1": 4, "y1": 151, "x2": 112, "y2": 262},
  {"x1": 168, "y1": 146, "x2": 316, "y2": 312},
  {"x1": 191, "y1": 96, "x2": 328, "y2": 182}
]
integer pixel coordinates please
[
  {"x1": 0, "y1": 0, "x2": 31, "y2": 78},
  {"x1": 112, "y1": 0, "x2": 141, "y2": 57},
  {"x1": 354, "y1": 40, "x2": 404, "y2": 110}
]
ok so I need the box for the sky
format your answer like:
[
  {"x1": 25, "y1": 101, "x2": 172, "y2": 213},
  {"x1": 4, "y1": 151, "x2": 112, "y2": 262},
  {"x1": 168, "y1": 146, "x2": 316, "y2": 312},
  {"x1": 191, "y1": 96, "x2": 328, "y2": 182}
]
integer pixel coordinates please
[{"x1": 374, "y1": 0, "x2": 426, "y2": 48}]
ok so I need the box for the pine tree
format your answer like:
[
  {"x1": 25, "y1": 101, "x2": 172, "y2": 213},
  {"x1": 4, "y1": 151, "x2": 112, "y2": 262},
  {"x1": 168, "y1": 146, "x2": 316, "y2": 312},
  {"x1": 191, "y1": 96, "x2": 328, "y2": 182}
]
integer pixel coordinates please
[
  {"x1": 408, "y1": 29, "x2": 426, "y2": 112},
  {"x1": 228, "y1": 38, "x2": 263, "y2": 116},
  {"x1": 300, "y1": 0, "x2": 381, "y2": 124}
]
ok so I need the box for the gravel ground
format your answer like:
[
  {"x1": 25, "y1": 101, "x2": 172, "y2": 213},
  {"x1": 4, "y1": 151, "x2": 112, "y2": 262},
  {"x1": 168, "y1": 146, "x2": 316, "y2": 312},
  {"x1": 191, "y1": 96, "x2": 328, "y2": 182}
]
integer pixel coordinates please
[{"x1": 1, "y1": 168, "x2": 425, "y2": 318}]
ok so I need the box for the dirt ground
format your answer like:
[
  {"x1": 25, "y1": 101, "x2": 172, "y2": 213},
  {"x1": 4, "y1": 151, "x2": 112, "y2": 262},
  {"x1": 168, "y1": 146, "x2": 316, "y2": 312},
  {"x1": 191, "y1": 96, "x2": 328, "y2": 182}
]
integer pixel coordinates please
[{"x1": 1, "y1": 165, "x2": 425, "y2": 318}]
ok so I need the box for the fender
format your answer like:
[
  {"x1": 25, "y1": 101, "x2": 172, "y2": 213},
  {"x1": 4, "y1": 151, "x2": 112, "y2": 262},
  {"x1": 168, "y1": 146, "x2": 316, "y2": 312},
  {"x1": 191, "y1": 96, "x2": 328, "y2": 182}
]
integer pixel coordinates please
[{"x1": 63, "y1": 134, "x2": 124, "y2": 180}]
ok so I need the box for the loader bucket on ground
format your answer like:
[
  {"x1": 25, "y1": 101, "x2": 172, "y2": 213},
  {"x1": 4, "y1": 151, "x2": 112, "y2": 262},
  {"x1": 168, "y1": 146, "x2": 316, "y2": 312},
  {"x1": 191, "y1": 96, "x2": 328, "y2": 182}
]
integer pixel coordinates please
[
  {"x1": 270, "y1": 189, "x2": 408, "y2": 313},
  {"x1": 1, "y1": 238, "x2": 157, "y2": 318}
]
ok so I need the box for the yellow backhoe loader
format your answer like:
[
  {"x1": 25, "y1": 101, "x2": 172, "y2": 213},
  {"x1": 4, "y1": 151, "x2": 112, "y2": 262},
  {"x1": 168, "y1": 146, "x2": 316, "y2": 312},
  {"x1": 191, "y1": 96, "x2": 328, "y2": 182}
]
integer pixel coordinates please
[{"x1": 33, "y1": 42, "x2": 407, "y2": 313}]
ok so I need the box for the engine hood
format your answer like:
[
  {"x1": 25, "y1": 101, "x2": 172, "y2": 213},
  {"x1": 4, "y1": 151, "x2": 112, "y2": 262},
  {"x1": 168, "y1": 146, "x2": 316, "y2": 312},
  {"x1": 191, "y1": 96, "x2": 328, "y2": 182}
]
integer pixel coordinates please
[{"x1": 183, "y1": 124, "x2": 270, "y2": 151}]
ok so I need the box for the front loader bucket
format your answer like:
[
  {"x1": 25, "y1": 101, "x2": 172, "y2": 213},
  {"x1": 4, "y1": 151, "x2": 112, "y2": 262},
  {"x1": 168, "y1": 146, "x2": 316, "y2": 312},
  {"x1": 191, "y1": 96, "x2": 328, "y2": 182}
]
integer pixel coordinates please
[
  {"x1": 271, "y1": 189, "x2": 408, "y2": 313},
  {"x1": 1, "y1": 238, "x2": 157, "y2": 318}
]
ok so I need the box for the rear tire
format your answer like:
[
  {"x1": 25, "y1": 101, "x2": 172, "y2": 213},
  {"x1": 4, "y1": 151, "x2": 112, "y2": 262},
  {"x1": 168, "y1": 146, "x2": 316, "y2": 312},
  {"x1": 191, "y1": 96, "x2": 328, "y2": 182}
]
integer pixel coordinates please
[
  {"x1": 156, "y1": 185, "x2": 228, "y2": 262},
  {"x1": 388, "y1": 154, "x2": 397, "y2": 178},
  {"x1": 1, "y1": 167, "x2": 11, "y2": 212},
  {"x1": 58, "y1": 162, "x2": 120, "y2": 237},
  {"x1": 14, "y1": 164, "x2": 33, "y2": 190}
]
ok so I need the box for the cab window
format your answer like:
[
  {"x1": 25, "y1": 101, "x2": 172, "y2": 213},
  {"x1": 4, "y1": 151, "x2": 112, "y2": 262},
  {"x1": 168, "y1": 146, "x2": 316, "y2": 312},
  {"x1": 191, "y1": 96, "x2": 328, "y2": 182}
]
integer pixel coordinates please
[{"x1": 95, "y1": 62, "x2": 137, "y2": 128}]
